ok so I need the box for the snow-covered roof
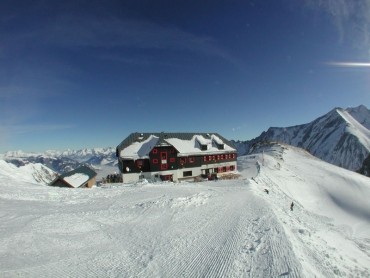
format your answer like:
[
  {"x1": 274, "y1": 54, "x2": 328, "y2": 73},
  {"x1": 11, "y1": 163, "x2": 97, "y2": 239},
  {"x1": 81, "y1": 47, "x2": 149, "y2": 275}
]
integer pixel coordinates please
[
  {"x1": 166, "y1": 135, "x2": 234, "y2": 156},
  {"x1": 118, "y1": 133, "x2": 236, "y2": 159},
  {"x1": 120, "y1": 135, "x2": 160, "y2": 159},
  {"x1": 51, "y1": 165, "x2": 97, "y2": 188},
  {"x1": 63, "y1": 173, "x2": 89, "y2": 188},
  {"x1": 211, "y1": 134, "x2": 223, "y2": 145}
]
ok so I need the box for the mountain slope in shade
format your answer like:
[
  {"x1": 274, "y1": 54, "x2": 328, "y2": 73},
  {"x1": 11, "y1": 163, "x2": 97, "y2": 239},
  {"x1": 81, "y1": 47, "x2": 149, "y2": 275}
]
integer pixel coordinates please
[{"x1": 233, "y1": 105, "x2": 370, "y2": 172}]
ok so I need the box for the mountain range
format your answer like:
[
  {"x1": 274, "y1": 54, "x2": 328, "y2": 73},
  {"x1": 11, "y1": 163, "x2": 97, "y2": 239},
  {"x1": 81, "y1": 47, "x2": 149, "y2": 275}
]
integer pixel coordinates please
[
  {"x1": 232, "y1": 105, "x2": 370, "y2": 176},
  {"x1": 1, "y1": 105, "x2": 370, "y2": 179},
  {"x1": 2, "y1": 147, "x2": 117, "y2": 176}
]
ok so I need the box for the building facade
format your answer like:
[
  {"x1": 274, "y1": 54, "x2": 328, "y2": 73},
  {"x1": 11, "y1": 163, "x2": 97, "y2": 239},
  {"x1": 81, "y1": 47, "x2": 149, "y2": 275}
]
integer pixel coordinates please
[{"x1": 116, "y1": 132, "x2": 237, "y2": 183}]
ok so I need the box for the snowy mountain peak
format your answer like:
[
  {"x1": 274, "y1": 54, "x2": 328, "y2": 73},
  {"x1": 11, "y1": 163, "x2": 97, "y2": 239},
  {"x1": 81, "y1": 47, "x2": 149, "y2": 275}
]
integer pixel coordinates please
[{"x1": 233, "y1": 105, "x2": 370, "y2": 172}]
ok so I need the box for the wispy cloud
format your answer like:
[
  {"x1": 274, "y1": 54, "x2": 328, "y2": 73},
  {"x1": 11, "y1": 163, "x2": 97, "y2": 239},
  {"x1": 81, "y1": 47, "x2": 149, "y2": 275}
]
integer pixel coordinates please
[
  {"x1": 48, "y1": 15, "x2": 226, "y2": 55},
  {"x1": 4, "y1": 13, "x2": 240, "y2": 68},
  {"x1": 304, "y1": 0, "x2": 370, "y2": 50}
]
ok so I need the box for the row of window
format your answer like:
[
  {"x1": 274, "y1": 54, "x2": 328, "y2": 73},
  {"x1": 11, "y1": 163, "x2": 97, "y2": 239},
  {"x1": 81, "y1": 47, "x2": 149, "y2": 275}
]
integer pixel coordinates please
[
  {"x1": 151, "y1": 154, "x2": 236, "y2": 165},
  {"x1": 215, "y1": 165, "x2": 235, "y2": 172},
  {"x1": 152, "y1": 148, "x2": 175, "y2": 154},
  {"x1": 204, "y1": 153, "x2": 236, "y2": 162},
  {"x1": 183, "y1": 165, "x2": 236, "y2": 178},
  {"x1": 152, "y1": 158, "x2": 176, "y2": 164}
]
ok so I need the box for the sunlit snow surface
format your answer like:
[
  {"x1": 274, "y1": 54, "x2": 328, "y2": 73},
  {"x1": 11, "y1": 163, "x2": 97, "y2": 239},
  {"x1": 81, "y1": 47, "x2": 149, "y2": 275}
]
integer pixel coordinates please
[
  {"x1": 63, "y1": 173, "x2": 89, "y2": 188},
  {"x1": 1, "y1": 144, "x2": 369, "y2": 277}
]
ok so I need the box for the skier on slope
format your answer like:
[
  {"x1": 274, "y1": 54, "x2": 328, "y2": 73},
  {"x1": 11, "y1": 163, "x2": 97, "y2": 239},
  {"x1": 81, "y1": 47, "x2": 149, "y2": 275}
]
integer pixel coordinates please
[{"x1": 290, "y1": 202, "x2": 294, "y2": 211}]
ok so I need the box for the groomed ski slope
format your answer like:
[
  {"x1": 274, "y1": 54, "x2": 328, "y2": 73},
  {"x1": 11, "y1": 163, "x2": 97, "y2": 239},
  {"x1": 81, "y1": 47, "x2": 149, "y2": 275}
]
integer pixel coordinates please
[{"x1": 0, "y1": 144, "x2": 370, "y2": 277}]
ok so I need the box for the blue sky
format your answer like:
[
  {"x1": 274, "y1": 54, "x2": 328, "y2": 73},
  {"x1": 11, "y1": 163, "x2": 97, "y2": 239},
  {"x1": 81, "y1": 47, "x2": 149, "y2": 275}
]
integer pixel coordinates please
[{"x1": 1, "y1": 0, "x2": 370, "y2": 152}]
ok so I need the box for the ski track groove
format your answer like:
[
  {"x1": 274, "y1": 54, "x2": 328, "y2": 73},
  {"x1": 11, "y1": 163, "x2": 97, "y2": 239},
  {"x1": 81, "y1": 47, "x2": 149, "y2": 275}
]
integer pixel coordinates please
[
  {"x1": 144, "y1": 195, "x2": 231, "y2": 277},
  {"x1": 135, "y1": 187, "x2": 248, "y2": 278}
]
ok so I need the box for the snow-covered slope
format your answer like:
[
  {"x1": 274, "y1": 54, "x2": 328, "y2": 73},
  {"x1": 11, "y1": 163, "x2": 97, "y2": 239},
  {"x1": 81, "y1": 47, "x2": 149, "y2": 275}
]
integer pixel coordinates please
[
  {"x1": 0, "y1": 144, "x2": 369, "y2": 277},
  {"x1": 233, "y1": 105, "x2": 370, "y2": 172},
  {"x1": 0, "y1": 160, "x2": 57, "y2": 185}
]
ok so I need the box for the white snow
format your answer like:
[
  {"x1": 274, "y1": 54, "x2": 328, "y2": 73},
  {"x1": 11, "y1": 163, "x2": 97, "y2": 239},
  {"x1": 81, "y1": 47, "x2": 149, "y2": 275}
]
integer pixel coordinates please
[
  {"x1": 120, "y1": 135, "x2": 159, "y2": 159},
  {"x1": 1, "y1": 143, "x2": 370, "y2": 277},
  {"x1": 337, "y1": 108, "x2": 370, "y2": 151},
  {"x1": 63, "y1": 173, "x2": 89, "y2": 188},
  {"x1": 0, "y1": 160, "x2": 56, "y2": 185},
  {"x1": 166, "y1": 135, "x2": 235, "y2": 156},
  {"x1": 120, "y1": 134, "x2": 235, "y2": 159}
]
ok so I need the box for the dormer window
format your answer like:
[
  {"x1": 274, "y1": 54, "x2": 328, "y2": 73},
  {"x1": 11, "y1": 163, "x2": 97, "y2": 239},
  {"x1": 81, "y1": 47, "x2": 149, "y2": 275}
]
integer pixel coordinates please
[{"x1": 200, "y1": 144, "x2": 207, "y2": 151}]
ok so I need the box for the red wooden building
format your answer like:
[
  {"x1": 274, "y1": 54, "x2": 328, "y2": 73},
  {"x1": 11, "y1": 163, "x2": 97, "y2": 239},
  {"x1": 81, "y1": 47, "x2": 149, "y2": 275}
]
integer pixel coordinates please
[{"x1": 116, "y1": 132, "x2": 237, "y2": 183}]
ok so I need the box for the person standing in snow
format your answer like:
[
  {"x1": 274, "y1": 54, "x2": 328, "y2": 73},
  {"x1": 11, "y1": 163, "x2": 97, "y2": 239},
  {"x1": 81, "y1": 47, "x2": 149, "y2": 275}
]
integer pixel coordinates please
[{"x1": 290, "y1": 202, "x2": 294, "y2": 211}]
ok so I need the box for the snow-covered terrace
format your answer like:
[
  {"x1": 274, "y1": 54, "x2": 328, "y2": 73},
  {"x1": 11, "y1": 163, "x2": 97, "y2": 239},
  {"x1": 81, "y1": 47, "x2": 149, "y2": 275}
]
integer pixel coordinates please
[{"x1": 120, "y1": 134, "x2": 236, "y2": 159}]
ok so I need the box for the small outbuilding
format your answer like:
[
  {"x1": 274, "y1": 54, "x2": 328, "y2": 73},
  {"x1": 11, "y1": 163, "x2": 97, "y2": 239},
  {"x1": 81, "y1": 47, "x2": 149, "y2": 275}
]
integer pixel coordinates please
[{"x1": 49, "y1": 165, "x2": 97, "y2": 188}]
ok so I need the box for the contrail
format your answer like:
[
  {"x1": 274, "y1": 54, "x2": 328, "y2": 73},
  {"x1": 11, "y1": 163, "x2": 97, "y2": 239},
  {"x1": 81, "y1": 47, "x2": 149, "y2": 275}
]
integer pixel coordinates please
[{"x1": 326, "y1": 62, "x2": 370, "y2": 67}]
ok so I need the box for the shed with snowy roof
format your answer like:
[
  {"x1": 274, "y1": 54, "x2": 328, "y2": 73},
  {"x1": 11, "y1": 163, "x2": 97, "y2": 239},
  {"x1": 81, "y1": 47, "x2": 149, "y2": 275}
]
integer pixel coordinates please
[
  {"x1": 49, "y1": 165, "x2": 97, "y2": 188},
  {"x1": 116, "y1": 132, "x2": 237, "y2": 183}
]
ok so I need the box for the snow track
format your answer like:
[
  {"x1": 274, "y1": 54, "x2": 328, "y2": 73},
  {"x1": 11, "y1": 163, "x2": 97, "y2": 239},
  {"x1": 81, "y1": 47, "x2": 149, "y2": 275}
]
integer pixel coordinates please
[{"x1": 1, "y1": 182, "x2": 303, "y2": 278}]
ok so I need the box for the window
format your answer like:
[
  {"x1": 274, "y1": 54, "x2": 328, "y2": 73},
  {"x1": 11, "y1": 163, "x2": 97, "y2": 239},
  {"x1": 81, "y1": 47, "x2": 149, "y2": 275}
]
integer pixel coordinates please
[
  {"x1": 230, "y1": 165, "x2": 235, "y2": 171},
  {"x1": 152, "y1": 159, "x2": 158, "y2": 164},
  {"x1": 152, "y1": 148, "x2": 158, "y2": 154},
  {"x1": 136, "y1": 160, "x2": 143, "y2": 167},
  {"x1": 170, "y1": 157, "x2": 176, "y2": 163},
  {"x1": 179, "y1": 157, "x2": 186, "y2": 165},
  {"x1": 183, "y1": 171, "x2": 192, "y2": 177},
  {"x1": 204, "y1": 156, "x2": 207, "y2": 162},
  {"x1": 221, "y1": 155, "x2": 224, "y2": 160},
  {"x1": 201, "y1": 144, "x2": 207, "y2": 151},
  {"x1": 189, "y1": 157, "x2": 195, "y2": 163}
]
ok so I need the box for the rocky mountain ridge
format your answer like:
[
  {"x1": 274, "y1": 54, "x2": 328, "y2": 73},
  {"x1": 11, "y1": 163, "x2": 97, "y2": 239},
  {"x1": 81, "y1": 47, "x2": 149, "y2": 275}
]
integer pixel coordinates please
[{"x1": 232, "y1": 105, "x2": 370, "y2": 174}]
